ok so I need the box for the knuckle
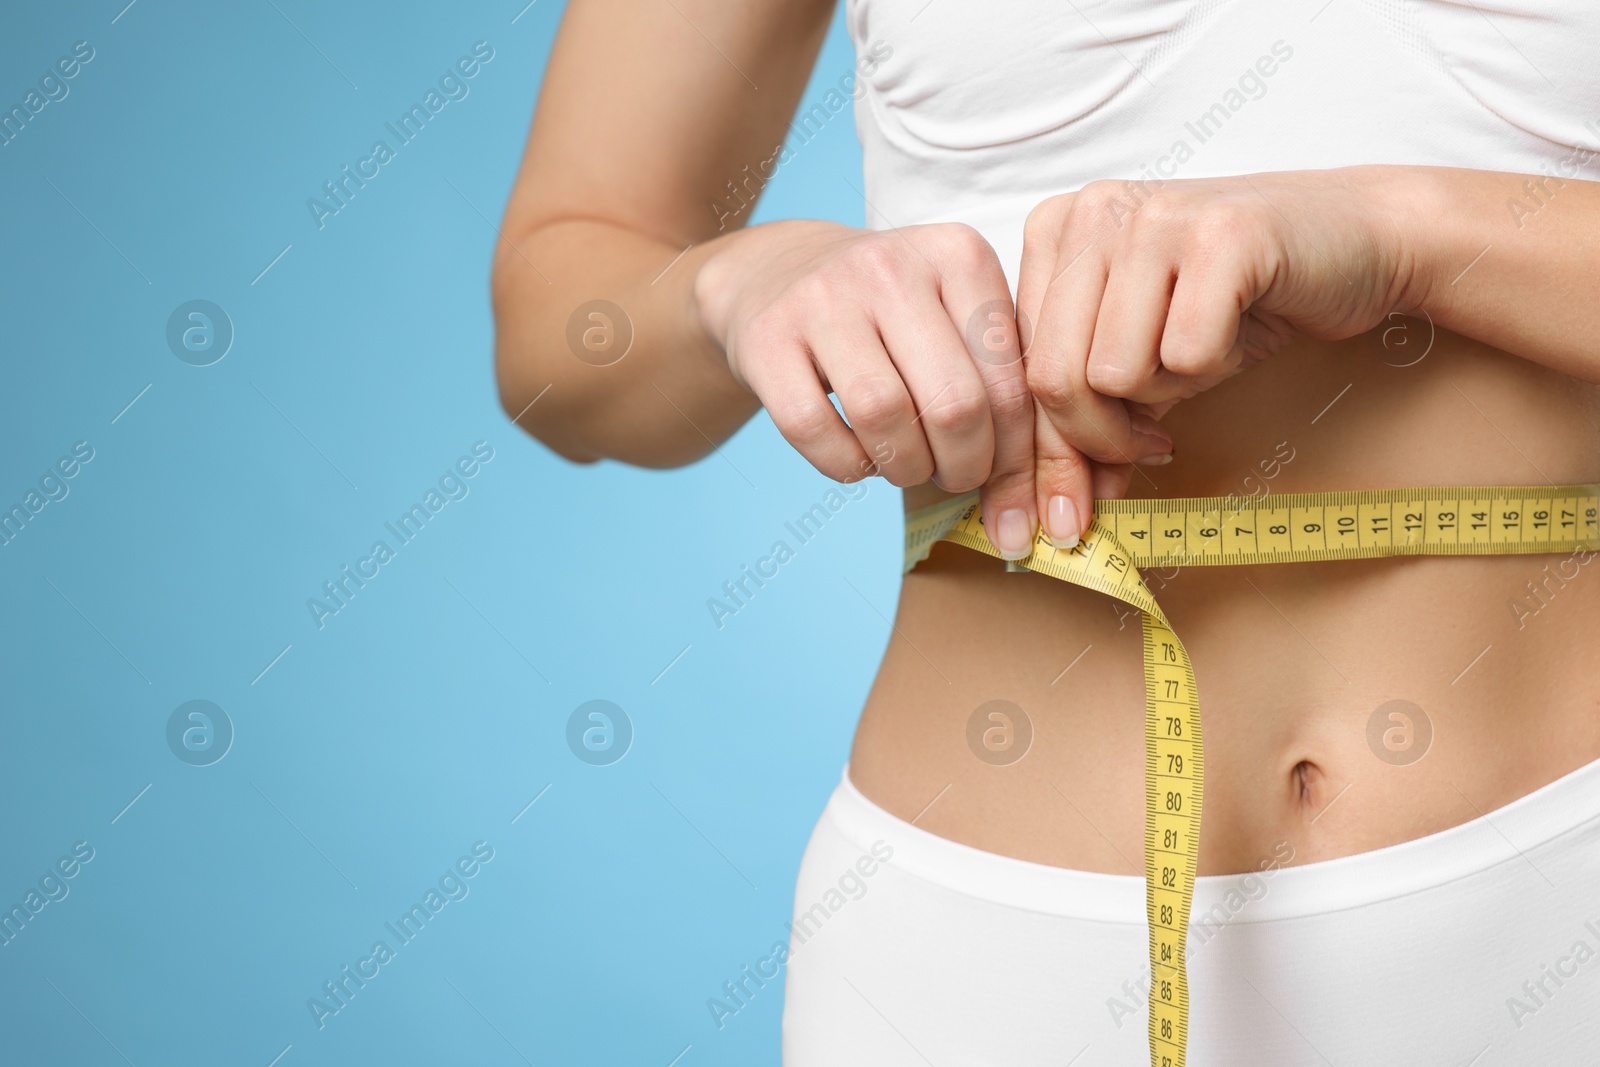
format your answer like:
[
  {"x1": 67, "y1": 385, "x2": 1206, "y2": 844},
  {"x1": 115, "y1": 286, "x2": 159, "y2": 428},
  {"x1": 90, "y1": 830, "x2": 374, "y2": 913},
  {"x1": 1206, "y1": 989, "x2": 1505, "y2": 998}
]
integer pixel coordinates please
[
  {"x1": 1159, "y1": 331, "x2": 1202, "y2": 370},
  {"x1": 737, "y1": 311, "x2": 792, "y2": 351},
  {"x1": 1026, "y1": 361, "x2": 1077, "y2": 409},
  {"x1": 1034, "y1": 451, "x2": 1082, "y2": 476},
  {"x1": 1031, "y1": 426, "x2": 1087, "y2": 468},
  {"x1": 1162, "y1": 337, "x2": 1221, "y2": 376},
  {"x1": 773, "y1": 395, "x2": 837, "y2": 448},
  {"x1": 1073, "y1": 180, "x2": 1123, "y2": 222},
  {"x1": 845, "y1": 236, "x2": 911, "y2": 288},
  {"x1": 937, "y1": 467, "x2": 986, "y2": 494},
  {"x1": 986, "y1": 466, "x2": 1036, "y2": 495},
  {"x1": 1134, "y1": 193, "x2": 1179, "y2": 229},
  {"x1": 921, "y1": 384, "x2": 987, "y2": 432},
  {"x1": 1024, "y1": 194, "x2": 1071, "y2": 244},
  {"x1": 786, "y1": 272, "x2": 836, "y2": 311},
  {"x1": 842, "y1": 374, "x2": 910, "y2": 428},
  {"x1": 906, "y1": 457, "x2": 938, "y2": 487},
  {"x1": 936, "y1": 222, "x2": 994, "y2": 265},
  {"x1": 1187, "y1": 204, "x2": 1255, "y2": 258},
  {"x1": 1085, "y1": 358, "x2": 1138, "y2": 396},
  {"x1": 985, "y1": 371, "x2": 1033, "y2": 420},
  {"x1": 884, "y1": 453, "x2": 934, "y2": 488}
]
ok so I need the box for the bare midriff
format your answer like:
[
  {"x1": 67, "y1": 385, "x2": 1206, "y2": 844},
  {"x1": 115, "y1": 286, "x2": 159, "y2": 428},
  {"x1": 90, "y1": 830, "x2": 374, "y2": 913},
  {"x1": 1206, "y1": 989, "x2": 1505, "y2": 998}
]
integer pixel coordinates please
[{"x1": 849, "y1": 323, "x2": 1600, "y2": 875}]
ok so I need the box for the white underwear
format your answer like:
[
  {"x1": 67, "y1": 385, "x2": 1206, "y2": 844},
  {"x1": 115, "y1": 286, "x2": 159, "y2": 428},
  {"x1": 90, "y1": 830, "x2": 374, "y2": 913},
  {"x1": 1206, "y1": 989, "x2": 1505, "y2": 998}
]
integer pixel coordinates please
[{"x1": 782, "y1": 762, "x2": 1600, "y2": 1066}]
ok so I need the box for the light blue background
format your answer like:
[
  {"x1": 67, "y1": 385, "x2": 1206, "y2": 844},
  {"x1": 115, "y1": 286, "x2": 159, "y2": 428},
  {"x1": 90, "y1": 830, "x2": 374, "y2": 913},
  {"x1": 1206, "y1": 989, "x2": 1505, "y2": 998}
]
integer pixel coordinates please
[{"x1": 0, "y1": 3, "x2": 898, "y2": 1063}]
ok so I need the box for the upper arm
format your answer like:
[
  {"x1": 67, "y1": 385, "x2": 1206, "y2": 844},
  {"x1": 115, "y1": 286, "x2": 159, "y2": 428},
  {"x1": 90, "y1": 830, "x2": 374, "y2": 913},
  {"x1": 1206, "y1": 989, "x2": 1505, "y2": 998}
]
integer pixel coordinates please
[{"x1": 503, "y1": 0, "x2": 837, "y2": 246}]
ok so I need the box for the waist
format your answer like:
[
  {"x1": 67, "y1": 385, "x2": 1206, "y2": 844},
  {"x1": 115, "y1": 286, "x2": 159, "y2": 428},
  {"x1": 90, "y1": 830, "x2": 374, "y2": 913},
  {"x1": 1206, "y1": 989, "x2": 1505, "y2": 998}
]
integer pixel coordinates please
[
  {"x1": 850, "y1": 328, "x2": 1600, "y2": 875},
  {"x1": 819, "y1": 758, "x2": 1600, "y2": 924}
]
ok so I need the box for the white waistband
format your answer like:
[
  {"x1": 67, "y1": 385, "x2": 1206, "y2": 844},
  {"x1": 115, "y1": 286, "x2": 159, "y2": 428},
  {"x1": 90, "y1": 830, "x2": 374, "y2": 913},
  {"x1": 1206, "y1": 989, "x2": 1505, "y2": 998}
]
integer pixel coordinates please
[{"x1": 826, "y1": 757, "x2": 1600, "y2": 925}]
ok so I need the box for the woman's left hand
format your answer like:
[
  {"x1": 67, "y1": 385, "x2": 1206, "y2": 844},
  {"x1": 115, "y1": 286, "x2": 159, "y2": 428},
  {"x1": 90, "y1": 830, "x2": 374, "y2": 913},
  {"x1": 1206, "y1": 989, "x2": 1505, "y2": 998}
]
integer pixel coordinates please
[{"x1": 1016, "y1": 167, "x2": 1414, "y2": 546}]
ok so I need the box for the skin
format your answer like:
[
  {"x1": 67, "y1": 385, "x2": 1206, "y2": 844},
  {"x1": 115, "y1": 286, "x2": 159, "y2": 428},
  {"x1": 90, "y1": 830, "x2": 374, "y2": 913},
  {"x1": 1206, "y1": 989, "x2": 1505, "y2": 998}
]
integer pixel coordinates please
[{"x1": 495, "y1": 0, "x2": 1600, "y2": 874}]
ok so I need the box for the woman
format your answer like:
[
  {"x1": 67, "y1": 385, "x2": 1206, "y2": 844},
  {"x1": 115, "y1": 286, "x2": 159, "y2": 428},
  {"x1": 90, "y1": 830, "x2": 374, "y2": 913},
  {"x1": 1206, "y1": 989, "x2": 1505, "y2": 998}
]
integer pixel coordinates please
[{"x1": 493, "y1": 1, "x2": 1600, "y2": 1062}]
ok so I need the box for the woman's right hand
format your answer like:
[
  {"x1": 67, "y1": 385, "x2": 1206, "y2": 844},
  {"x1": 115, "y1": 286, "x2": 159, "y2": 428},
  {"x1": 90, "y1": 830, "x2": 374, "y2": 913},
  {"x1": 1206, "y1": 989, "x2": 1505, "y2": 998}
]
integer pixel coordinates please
[{"x1": 693, "y1": 218, "x2": 1044, "y2": 560}]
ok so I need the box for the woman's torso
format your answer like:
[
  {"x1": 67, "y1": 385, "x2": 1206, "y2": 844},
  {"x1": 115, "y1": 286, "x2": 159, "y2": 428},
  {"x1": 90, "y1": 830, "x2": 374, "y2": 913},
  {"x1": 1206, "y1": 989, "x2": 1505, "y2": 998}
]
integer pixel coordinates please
[{"x1": 842, "y1": 0, "x2": 1600, "y2": 874}]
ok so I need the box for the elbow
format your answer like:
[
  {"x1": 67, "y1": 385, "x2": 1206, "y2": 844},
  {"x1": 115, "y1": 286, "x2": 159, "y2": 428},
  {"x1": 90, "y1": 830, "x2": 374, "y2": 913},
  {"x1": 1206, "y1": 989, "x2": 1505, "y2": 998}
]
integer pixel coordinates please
[
  {"x1": 493, "y1": 343, "x2": 602, "y2": 466},
  {"x1": 491, "y1": 246, "x2": 602, "y2": 465}
]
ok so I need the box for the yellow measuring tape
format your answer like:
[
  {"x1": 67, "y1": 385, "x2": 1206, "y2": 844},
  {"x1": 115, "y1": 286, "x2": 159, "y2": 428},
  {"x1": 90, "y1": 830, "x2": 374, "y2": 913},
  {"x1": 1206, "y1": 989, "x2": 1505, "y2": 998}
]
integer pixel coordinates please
[{"x1": 903, "y1": 484, "x2": 1599, "y2": 1067}]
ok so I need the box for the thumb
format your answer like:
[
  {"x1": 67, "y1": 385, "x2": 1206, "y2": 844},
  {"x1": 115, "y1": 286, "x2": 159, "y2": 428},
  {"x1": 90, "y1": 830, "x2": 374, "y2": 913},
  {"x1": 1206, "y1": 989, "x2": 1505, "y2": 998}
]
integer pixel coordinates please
[{"x1": 1032, "y1": 399, "x2": 1097, "y2": 550}]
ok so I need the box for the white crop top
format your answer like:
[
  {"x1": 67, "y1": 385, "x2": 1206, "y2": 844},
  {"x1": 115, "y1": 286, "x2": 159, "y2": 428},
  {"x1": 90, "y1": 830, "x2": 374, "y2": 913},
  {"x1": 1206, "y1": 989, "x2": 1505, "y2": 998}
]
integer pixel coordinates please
[{"x1": 845, "y1": 0, "x2": 1600, "y2": 290}]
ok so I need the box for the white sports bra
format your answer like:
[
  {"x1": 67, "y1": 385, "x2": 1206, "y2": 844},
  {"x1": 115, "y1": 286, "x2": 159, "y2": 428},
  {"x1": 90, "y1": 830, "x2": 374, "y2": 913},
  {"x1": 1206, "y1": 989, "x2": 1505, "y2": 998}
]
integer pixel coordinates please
[{"x1": 845, "y1": 0, "x2": 1600, "y2": 289}]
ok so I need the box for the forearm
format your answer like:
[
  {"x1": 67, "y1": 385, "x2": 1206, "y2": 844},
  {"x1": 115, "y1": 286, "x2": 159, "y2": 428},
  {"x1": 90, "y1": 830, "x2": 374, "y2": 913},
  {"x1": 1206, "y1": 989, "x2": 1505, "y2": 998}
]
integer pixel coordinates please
[
  {"x1": 1396, "y1": 165, "x2": 1600, "y2": 381},
  {"x1": 491, "y1": 218, "x2": 759, "y2": 467}
]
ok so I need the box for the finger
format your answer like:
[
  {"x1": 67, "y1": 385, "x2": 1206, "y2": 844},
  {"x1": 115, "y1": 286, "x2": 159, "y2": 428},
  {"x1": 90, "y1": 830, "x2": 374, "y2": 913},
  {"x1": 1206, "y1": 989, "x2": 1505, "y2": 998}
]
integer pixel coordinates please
[
  {"x1": 812, "y1": 317, "x2": 936, "y2": 488},
  {"x1": 962, "y1": 312, "x2": 1037, "y2": 562},
  {"x1": 1130, "y1": 397, "x2": 1183, "y2": 423},
  {"x1": 940, "y1": 237, "x2": 1038, "y2": 561},
  {"x1": 1161, "y1": 258, "x2": 1251, "y2": 379},
  {"x1": 1092, "y1": 460, "x2": 1135, "y2": 502},
  {"x1": 1032, "y1": 399, "x2": 1096, "y2": 549},
  {"x1": 738, "y1": 329, "x2": 875, "y2": 482},
  {"x1": 1026, "y1": 251, "x2": 1175, "y2": 466},
  {"x1": 876, "y1": 298, "x2": 995, "y2": 496},
  {"x1": 1086, "y1": 244, "x2": 1190, "y2": 405},
  {"x1": 1016, "y1": 193, "x2": 1081, "y2": 350}
]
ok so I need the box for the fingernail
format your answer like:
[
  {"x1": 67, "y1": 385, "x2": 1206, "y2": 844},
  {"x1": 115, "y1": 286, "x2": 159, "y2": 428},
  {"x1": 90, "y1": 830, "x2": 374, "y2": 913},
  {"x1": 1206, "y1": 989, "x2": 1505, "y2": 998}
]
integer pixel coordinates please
[
  {"x1": 994, "y1": 508, "x2": 1034, "y2": 560},
  {"x1": 1137, "y1": 452, "x2": 1174, "y2": 466},
  {"x1": 1045, "y1": 495, "x2": 1080, "y2": 549}
]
